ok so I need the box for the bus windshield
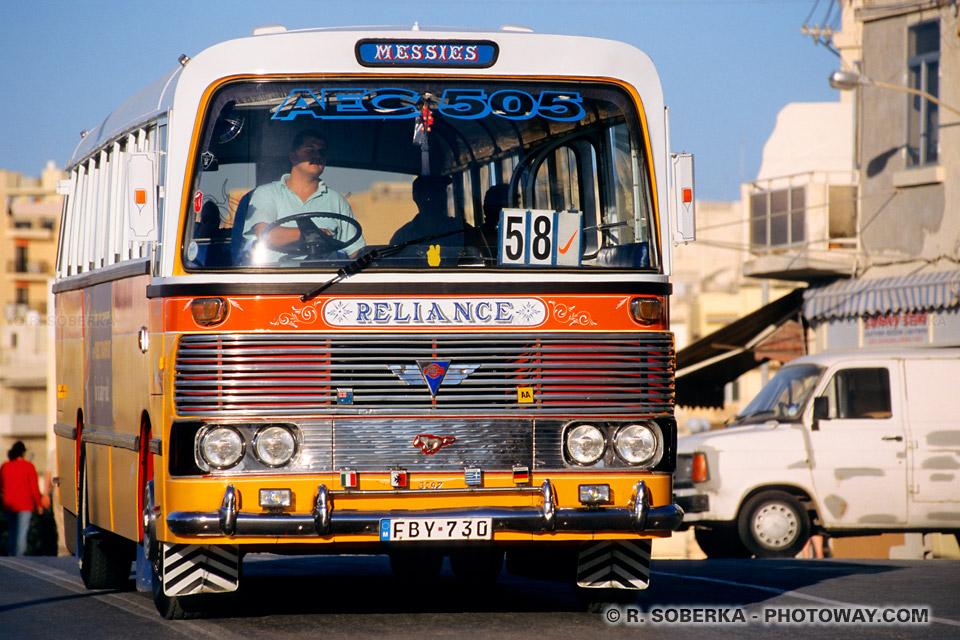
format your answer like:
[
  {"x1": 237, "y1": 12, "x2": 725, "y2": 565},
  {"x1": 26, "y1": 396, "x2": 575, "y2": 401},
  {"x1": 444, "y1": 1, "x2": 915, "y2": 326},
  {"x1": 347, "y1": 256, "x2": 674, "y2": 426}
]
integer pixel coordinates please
[{"x1": 183, "y1": 79, "x2": 658, "y2": 272}]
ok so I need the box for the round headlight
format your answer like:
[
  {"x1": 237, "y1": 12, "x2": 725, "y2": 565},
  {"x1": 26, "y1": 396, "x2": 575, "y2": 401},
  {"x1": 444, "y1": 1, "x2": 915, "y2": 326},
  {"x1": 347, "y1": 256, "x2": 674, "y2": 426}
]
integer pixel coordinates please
[
  {"x1": 614, "y1": 423, "x2": 660, "y2": 465},
  {"x1": 200, "y1": 427, "x2": 244, "y2": 469},
  {"x1": 566, "y1": 424, "x2": 606, "y2": 465},
  {"x1": 254, "y1": 425, "x2": 297, "y2": 467}
]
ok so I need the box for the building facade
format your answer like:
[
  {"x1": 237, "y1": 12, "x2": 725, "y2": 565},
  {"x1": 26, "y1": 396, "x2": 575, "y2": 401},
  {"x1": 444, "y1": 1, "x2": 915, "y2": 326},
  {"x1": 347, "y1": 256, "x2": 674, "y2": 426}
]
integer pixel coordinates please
[
  {"x1": 0, "y1": 161, "x2": 64, "y2": 473},
  {"x1": 744, "y1": 0, "x2": 960, "y2": 352}
]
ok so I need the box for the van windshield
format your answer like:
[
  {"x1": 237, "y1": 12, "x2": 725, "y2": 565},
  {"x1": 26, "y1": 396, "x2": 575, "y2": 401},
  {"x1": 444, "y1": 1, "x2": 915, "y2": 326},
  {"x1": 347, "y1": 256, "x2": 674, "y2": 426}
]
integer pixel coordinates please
[
  {"x1": 182, "y1": 79, "x2": 657, "y2": 273},
  {"x1": 734, "y1": 364, "x2": 824, "y2": 424}
]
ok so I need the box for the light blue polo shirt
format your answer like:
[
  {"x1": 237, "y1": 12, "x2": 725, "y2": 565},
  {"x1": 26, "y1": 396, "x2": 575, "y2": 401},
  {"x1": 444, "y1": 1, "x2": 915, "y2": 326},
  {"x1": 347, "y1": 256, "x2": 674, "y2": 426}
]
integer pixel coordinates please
[{"x1": 243, "y1": 175, "x2": 365, "y2": 263}]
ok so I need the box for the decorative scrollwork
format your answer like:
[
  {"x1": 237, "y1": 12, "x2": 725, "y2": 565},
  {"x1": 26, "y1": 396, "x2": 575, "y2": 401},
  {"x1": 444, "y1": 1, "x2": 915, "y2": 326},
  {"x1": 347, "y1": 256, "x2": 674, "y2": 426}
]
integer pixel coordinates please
[
  {"x1": 548, "y1": 301, "x2": 596, "y2": 326},
  {"x1": 270, "y1": 303, "x2": 320, "y2": 328}
]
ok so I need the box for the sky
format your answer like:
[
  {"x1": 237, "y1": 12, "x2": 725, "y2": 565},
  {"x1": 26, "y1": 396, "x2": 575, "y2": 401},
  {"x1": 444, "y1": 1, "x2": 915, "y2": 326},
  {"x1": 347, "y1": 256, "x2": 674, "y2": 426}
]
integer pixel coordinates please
[{"x1": 0, "y1": 0, "x2": 842, "y2": 202}]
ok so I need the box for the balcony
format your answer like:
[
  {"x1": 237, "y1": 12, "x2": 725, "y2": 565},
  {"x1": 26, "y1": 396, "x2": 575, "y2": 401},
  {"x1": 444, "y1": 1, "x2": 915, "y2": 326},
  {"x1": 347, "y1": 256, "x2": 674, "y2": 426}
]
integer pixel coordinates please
[
  {"x1": 5, "y1": 259, "x2": 53, "y2": 280},
  {"x1": 0, "y1": 413, "x2": 48, "y2": 437},
  {"x1": 742, "y1": 175, "x2": 859, "y2": 282}
]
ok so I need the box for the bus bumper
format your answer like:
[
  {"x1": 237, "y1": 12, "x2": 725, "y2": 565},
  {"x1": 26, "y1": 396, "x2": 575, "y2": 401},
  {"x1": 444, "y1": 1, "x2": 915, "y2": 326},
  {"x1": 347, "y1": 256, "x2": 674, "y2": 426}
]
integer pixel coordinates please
[{"x1": 166, "y1": 479, "x2": 684, "y2": 538}]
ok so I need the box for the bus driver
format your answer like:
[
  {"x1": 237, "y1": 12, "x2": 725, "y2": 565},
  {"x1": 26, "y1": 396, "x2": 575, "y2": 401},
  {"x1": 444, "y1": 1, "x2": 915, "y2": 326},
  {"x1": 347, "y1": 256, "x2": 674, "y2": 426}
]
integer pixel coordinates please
[{"x1": 243, "y1": 130, "x2": 365, "y2": 263}]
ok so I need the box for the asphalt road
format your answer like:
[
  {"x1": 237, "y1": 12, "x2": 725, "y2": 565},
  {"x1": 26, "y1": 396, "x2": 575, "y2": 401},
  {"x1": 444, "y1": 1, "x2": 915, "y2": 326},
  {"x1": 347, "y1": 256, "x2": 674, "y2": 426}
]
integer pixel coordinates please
[{"x1": 1, "y1": 553, "x2": 958, "y2": 639}]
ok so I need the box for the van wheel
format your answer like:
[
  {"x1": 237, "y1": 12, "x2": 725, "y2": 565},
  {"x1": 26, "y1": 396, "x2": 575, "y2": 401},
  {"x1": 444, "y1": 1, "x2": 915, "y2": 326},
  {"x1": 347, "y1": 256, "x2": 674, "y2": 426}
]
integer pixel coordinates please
[
  {"x1": 694, "y1": 526, "x2": 751, "y2": 558},
  {"x1": 737, "y1": 491, "x2": 810, "y2": 558}
]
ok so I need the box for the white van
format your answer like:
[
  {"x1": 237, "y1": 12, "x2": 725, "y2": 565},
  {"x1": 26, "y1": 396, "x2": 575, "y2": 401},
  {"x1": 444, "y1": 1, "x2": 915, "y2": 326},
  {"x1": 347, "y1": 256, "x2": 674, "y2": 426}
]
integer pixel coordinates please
[{"x1": 675, "y1": 349, "x2": 960, "y2": 558}]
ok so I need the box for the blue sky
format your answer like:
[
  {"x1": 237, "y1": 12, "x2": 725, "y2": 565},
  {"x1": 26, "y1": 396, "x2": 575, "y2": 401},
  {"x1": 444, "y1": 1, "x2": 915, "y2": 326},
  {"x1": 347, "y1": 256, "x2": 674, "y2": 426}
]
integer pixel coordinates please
[{"x1": 0, "y1": 0, "x2": 841, "y2": 202}]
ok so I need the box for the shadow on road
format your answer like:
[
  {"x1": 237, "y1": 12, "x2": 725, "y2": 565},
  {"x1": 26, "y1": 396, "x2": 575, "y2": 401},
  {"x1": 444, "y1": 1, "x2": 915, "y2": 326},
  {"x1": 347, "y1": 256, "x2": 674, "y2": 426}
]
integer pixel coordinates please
[{"x1": 194, "y1": 555, "x2": 907, "y2": 618}]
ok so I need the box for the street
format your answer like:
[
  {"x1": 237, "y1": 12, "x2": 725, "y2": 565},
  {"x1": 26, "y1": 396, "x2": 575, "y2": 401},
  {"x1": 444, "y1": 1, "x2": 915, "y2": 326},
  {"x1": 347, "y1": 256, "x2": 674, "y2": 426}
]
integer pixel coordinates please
[{"x1": 1, "y1": 553, "x2": 958, "y2": 639}]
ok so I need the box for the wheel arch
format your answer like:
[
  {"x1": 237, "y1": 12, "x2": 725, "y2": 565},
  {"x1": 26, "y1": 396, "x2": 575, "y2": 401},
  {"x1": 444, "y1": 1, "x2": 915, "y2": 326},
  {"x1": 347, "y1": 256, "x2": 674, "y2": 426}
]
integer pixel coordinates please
[{"x1": 737, "y1": 483, "x2": 822, "y2": 531}]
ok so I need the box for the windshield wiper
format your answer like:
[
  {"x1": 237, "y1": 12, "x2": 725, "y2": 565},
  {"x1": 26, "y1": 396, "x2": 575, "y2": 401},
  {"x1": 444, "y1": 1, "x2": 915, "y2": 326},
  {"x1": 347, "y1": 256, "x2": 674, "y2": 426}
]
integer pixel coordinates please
[
  {"x1": 732, "y1": 409, "x2": 777, "y2": 423},
  {"x1": 300, "y1": 228, "x2": 465, "y2": 302}
]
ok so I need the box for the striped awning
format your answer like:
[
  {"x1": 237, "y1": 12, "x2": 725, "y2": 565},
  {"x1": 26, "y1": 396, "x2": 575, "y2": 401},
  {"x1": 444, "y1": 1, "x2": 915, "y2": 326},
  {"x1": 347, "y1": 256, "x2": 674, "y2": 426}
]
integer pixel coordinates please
[{"x1": 803, "y1": 270, "x2": 960, "y2": 320}]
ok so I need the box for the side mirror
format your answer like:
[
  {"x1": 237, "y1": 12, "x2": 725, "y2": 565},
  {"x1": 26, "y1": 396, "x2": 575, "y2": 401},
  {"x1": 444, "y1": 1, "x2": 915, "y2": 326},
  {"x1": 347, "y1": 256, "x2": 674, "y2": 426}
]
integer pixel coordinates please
[
  {"x1": 671, "y1": 152, "x2": 695, "y2": 244},
  {"x1": 812, "y1": 396, "x2": 829, "y2": 431}
]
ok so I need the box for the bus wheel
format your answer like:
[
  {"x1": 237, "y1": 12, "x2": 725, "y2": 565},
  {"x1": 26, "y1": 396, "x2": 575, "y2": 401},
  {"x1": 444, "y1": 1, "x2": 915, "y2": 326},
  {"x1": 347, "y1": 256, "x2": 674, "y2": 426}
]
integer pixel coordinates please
[
  {"x1": 151, "y1": 554, "x2": 205, "y2": 620},
  {"x1": 389, "y1": 548, "x2": 443, "y2": 584},
  {"x1": 78, "y1": 464, "x2": 134, "y2": 590},
  {"x1": 450, "y1": 547, "x2": 504, "y2": 585},
  {"x1": 694, "y1": 526, "x2": 751, "y2": 558},
  {"x1": 737, "y1": 491, "x2": 810, "y2": 558},
  {"x1": 575, "y1": 586, "x2": 640, "y2": 613},
  {"x1": 135, "y1": 480, "x2": 158, "y2": 592}
]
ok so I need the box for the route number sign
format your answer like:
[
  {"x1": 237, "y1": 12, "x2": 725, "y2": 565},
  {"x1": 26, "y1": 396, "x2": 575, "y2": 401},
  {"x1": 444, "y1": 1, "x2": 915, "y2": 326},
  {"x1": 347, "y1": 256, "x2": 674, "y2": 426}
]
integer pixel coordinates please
[{"x1": 498, "y1": 209, "x2": 582, "y2": 267}]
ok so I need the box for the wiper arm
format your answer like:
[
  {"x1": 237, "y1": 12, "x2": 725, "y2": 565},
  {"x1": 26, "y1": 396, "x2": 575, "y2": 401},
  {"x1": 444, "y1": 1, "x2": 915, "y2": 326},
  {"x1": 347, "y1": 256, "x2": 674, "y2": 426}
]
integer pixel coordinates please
[{"x1": 300, "y1": 227, "x2": 465, "y2": 302}]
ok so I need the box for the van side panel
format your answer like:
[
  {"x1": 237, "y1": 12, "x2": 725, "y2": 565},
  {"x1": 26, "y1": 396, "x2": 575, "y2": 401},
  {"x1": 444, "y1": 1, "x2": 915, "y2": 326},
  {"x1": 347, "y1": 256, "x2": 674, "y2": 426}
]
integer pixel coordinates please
[{"x1": 903, "y1": 359, "x2": 960, "y2": 509}]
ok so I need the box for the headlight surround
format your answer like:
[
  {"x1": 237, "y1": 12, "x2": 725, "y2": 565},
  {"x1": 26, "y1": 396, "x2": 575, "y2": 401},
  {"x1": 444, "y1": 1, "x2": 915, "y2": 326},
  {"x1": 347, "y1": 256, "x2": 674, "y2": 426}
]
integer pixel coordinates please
[
  {"x1": 199, "y1": 426, "x2": 244, "y2": 469},
  {"x1": 254, "y1": 425, "x2": 298, "y2": 467},
  {"x1": 565, "y1": 424, "x2": 606, "y2": 465},
  {"x1": 614, "y1": 423, "x2": 661, "y2": 466}
]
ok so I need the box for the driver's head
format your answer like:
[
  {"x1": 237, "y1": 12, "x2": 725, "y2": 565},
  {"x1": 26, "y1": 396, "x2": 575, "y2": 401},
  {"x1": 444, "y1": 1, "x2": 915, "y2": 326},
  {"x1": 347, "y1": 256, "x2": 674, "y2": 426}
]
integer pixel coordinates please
[
  {"x1": 289, "y1": 130, "x2": 328, "y2": 175},
  {"x1": 412, "y1": 175, "x2": 451, "y2": 214}
]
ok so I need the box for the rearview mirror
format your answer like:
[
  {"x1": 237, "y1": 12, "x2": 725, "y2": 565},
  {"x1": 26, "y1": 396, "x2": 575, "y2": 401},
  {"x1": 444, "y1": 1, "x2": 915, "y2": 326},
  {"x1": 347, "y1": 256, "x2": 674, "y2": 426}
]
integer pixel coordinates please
[{"x1": 812, "y1": 396, "x2": 829, "y2": 431}]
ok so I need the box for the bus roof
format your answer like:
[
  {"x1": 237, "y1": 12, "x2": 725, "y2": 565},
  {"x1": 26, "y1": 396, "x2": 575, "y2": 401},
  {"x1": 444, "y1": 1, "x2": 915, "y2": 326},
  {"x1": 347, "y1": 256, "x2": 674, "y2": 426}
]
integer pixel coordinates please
[
  {"x1": 68, "y1": 67, "x2": 181, "y2": 167},
  {"x1": 67, "y1": 25, "x2": 664, "y2": 169}
]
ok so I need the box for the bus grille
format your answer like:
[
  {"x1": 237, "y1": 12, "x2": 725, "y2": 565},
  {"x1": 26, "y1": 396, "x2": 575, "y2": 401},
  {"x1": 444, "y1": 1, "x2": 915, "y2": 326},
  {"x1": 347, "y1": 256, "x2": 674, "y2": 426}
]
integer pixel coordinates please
[{"x1": 174, "y1": 332, "x2": 674, "y2": 417}]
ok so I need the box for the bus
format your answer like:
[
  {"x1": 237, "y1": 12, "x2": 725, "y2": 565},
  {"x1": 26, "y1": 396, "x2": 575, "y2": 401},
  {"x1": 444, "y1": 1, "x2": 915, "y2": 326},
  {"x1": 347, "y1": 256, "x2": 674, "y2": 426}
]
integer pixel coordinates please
[{"x1": 53, "y1": 24, "x2": 694, "y2": 617}]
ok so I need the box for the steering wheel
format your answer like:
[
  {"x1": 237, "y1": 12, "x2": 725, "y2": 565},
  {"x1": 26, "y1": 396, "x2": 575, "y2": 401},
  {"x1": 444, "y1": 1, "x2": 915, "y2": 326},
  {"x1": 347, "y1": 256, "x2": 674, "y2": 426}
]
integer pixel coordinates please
[{"x1": 261, "y1": 211, "x2": 363, "y2": 260}]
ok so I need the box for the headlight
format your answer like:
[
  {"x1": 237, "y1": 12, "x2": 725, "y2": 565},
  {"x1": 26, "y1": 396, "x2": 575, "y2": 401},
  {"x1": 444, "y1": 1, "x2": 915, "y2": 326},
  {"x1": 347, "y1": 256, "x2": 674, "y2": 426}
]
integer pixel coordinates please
[
  {"x1": 614, "y1": 423, "x2": 660, "y2": 466},
  {"x1": 200, "y1": 427, "x2": 244, "y2": 469},
  {"x1": 254, "y1": 425, "x2": 297, "y2": 467},
  {"x1": 566, "y1": 424, "x2": 606, "y2": 465}
]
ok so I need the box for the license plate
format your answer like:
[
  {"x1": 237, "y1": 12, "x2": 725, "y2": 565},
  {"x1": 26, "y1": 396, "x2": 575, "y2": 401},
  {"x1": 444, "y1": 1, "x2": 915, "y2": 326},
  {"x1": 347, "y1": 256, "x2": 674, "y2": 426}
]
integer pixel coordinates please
[{"x1": 379, "y1": 517, "x2": 493, "y2": 541}]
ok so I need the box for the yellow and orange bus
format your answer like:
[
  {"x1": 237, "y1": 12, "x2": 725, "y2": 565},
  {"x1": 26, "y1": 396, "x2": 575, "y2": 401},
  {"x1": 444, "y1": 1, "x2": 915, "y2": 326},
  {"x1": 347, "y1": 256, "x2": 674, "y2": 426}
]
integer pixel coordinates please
[{"x1": 53, "y1": 24, "x2": 695, "y2": 617}]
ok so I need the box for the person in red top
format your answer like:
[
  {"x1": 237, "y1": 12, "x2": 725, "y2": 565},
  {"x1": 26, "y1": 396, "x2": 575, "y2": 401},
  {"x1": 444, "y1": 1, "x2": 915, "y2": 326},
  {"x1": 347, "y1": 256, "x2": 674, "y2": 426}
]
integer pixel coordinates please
[{"x1": 1, "y1": 441, "x2": 44, "y2": 556}]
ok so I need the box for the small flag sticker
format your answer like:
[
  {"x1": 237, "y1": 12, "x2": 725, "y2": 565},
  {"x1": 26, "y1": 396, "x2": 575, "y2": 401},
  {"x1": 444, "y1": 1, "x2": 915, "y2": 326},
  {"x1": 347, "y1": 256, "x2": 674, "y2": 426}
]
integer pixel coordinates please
[
  {"x1": 464, "y1": 468, "x2": 483, "y2": 486},
  {"x1": 340, "y1": 469, "x2": 358, "y2": 488},
  {"x1": 512, "y1": 466, "x2": 530, "y2": 484},
  {"x1": 390, "y1": 469, "x2": 408, "y2": 488}
]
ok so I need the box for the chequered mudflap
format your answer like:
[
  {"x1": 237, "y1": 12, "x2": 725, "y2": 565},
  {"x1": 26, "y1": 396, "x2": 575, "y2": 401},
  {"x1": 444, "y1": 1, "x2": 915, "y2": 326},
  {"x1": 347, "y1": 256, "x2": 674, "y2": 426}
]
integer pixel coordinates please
[
  {"x1": 576, "y1": 539, "x2": 651, "y2": 590},
  {"x1": 162, "y1": 543, "x2": 240, "y2": 596}
]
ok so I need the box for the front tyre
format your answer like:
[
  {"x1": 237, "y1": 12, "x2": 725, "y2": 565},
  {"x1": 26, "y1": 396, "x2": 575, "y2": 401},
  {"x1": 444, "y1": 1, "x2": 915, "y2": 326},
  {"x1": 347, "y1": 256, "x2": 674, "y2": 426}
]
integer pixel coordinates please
[
  {"x1": 78, "y1": 464, "x2": 133, "y2": 590},
  {"x1": 737, "y1": 491, "x2": 810, "y2": 558},
  {"x1": 151, "y1": 554, "x2": 204, "y2": 620},
  {"x1": 450, "y1": 547, "x2": 504, "y2": 586},
  {"x1": 575, "y1": 586, "x2": 639, "y2": 613},
  {"x1": 694, "y1": 525, "x2": 751, "y2": 559}
]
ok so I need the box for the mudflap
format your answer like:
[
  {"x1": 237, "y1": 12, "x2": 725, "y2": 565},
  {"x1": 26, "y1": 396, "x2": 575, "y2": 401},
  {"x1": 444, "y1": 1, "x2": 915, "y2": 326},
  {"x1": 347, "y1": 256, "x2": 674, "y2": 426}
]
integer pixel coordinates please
[
  {"x1": 160, "y1": 543, "x2": 240, "y2": 597},
  {"x1": 576, "y1": 539, "x2": 651, "y2": 590}
]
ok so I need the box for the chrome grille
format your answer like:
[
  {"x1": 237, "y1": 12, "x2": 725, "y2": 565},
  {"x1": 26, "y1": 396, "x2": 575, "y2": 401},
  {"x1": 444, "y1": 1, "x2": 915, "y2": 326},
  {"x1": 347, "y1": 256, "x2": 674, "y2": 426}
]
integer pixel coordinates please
[{"x1": 174, "y1": 332, "x2": 674, "y2": 417}]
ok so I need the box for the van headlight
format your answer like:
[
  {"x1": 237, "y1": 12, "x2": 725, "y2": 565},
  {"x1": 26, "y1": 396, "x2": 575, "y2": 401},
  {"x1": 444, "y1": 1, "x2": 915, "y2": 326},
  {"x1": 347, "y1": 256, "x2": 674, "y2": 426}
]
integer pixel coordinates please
[
  {"x1": 254, "y1": 425, "x2": 297, "y2": 467},
  {"x1": 199, "y1": 426, "x2": 244, "y2": 469},
  {"x1": 614, "y1": 423, "x2": 661, "y2": 466},
  {"x1": 565, "y1": 424, "x2": 606, "y2": 465}
]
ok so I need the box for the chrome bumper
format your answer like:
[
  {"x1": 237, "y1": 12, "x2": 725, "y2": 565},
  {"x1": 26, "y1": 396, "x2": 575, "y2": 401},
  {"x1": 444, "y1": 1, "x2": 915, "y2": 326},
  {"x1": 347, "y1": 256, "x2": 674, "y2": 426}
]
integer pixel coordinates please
[{"x1": 166, "y1": 480, "x2": 684, "y2": 538}]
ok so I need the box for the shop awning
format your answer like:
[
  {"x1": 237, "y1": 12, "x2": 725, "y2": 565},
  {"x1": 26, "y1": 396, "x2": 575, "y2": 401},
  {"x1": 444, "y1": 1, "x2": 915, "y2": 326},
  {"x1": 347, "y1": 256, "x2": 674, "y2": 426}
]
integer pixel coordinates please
[
  {"x1": 803, "y1": 270, "x2": 960, "y2": 321},
  {"x1": 676, "y1": 288, "x2": 805, "y2": 409}
]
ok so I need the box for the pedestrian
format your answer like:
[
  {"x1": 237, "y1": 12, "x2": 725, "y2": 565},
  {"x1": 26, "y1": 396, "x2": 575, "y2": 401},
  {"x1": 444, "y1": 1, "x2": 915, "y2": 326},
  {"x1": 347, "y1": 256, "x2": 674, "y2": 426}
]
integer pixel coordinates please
[{"x1": 1, "y1": 441, "x2": 44, "y2": 556}]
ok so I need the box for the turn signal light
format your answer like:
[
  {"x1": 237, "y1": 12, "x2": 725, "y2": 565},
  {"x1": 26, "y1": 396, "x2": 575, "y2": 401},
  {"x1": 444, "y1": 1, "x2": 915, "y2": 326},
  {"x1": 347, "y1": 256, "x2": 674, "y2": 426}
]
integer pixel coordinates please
[
  {"x1": 630, "y1": 297, "x2": 663, "y2": 325},
  {"x1": 691, "y1": 452, "x2": 709, "y2": 483},
  {"x1": 191, "y1": 298, "x2": 227, "y2": 326}
]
